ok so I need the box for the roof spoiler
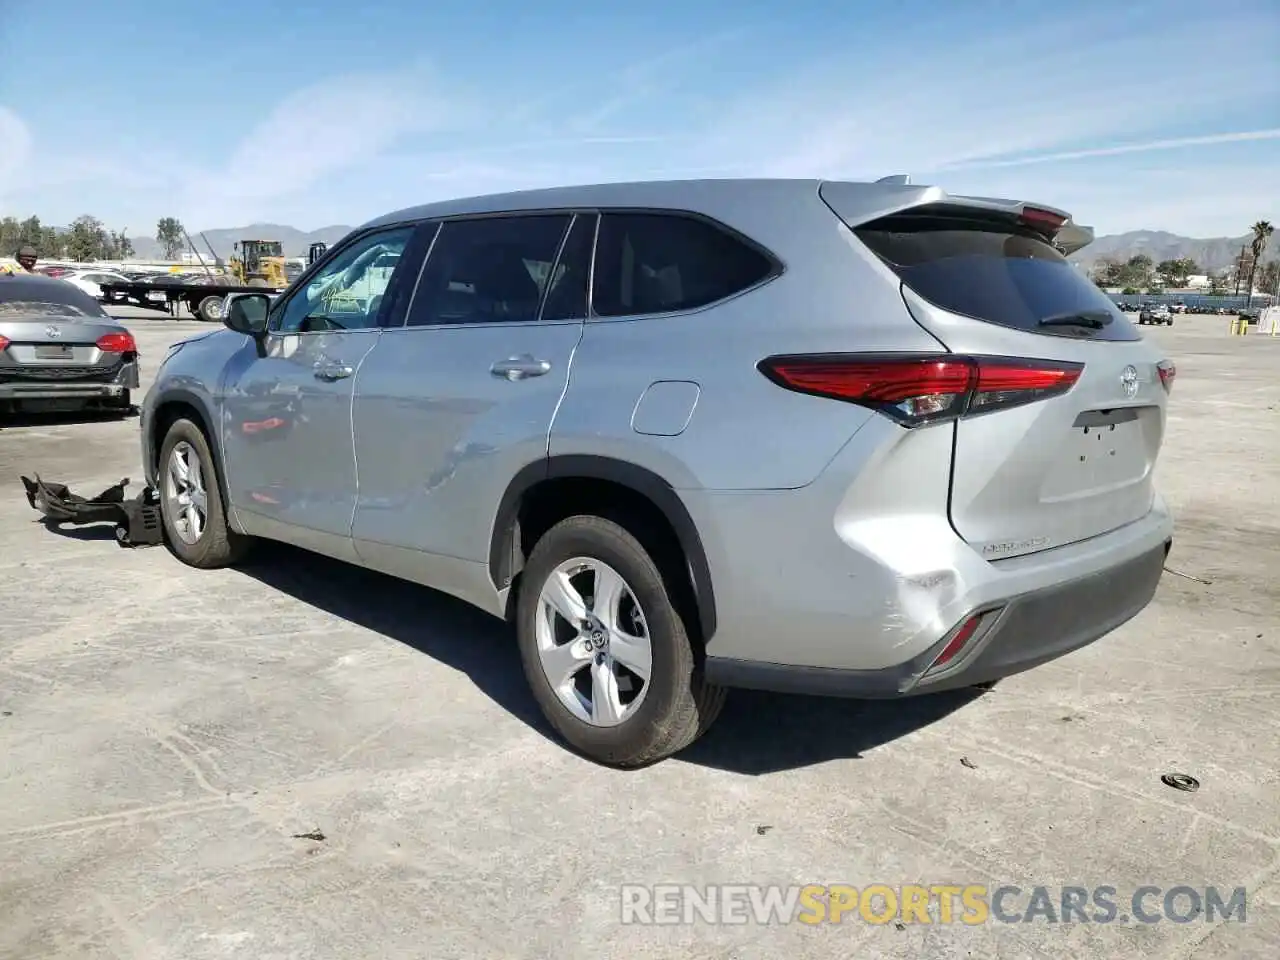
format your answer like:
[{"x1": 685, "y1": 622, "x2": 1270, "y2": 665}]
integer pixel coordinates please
[
  {"x1": 819, "y1": 181, "x2": 1096, "y2": 254},
  {"x1": 945, "y1": 194, "x2": 1094, "y2": 254}
]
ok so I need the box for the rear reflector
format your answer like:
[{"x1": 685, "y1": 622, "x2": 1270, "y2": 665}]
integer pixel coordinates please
[
  {"x1": 1157, "y1": 359, "x2": 1176, "y2": 393},
  {"x1": 758, "y1": 354, "x2": 1083, "y2": 427},
  {"x1": 96, "y1": 332, "x2": 137, "y2": 354},
  {"x1": 931, "y1": 613, "x2": 986, "y2": 669}
]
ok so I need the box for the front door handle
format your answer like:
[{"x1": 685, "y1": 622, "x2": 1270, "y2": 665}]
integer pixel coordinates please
[
  {"x1": 313, "y1": 361, "x2": 354, "y2": 381},
  {"x1": 490, "y1": 355, "x2": 552, "y2": 381}
]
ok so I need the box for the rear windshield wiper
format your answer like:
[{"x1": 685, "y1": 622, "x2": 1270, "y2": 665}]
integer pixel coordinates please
[{"x1": 1038, "y1": 310, "x2": 1114, "y2": 329}]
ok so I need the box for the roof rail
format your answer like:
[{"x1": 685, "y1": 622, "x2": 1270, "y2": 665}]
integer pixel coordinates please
[{"x1": 875, "y1": 174, "x2": 911, "y2": 185}]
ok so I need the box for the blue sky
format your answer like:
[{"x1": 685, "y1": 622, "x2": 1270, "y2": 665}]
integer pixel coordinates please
[{"x1": 1, "y1": 0, "x2": 1277, "y2": 238}]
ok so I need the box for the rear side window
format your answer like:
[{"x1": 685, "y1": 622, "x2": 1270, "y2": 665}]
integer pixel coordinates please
[
  {"x1": 592, "y1": 212, "x2": 775, "y2": 318},
  {"x1": 856, "y1": 213, "x2": 1140, "y2": 341}
]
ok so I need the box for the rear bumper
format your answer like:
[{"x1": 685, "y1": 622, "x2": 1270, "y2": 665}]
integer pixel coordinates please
[
  {"x1": 706, "y1": 538, "x2": 1170, "y2": 697},
  {"x1": 0, "y1": 359, "x2": 140, "y2": 401},
  {"x1": 685, "y1": 413, "x2": 1175, "y2": 698}
]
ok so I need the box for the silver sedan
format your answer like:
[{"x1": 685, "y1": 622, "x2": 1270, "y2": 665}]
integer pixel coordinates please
[{"x1": 0, "y1": 274, "x2": 140, "y2": 415}]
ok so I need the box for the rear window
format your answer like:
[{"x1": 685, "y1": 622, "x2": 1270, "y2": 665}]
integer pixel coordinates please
[
  {"x1": 0, "y1": 277, "x2": 108, "y2": 319},
  {"x1": 856, "y1": 213, "x2": 1140, "y2": 341}
]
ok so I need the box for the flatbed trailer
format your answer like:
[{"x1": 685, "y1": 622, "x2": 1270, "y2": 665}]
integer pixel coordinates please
[{"x1": 98, "y1": 280, "x2": 286, "y2": 322}]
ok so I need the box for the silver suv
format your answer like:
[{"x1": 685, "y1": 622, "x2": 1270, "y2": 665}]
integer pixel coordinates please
[{"x1": 141, "y1": 179, "x2": 1176, "y2": 767}]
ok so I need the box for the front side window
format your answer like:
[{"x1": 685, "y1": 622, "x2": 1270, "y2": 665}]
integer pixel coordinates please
[
  {"x1": 275, "y1": 226, "x2": 414, "y2": 333},
  {"x1": 406, "y1": 214, "x2": 571, "y2": 326},
  {"x1": 591, "y1": 212, "x2": 776, "y2": 318}
]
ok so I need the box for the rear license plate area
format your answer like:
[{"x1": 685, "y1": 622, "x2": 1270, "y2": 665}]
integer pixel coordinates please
[
  {"x1": 35, "y1": 344, "x2": 73, "y2": 360},
  {"x1": 1042, "y1": 409, "x2": 1149, "y2": 498}
]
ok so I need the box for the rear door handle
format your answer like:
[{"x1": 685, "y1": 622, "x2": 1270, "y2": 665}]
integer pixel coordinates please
[
  {"x1": 313, "y1": 361, "x2": 354, "y2": 381},
  {"x1": 490, "y1": 355, "x2": 552, "y2": 381}
]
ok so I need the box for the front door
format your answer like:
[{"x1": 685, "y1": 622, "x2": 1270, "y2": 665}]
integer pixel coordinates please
[
  {"x1": 350, "y1": 212, "x2": 595, "y2": 592},
  {"x1": 219, "y1": 224, "x2": 420, "y2": 559}
]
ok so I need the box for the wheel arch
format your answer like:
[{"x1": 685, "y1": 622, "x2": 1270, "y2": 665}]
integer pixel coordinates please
[{"x1": 490, "y1": 455, "x2": 718, "y2": 642}]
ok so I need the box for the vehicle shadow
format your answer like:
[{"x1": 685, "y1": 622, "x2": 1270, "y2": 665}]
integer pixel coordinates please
[
  {"x1": 34, "y1": 518, "x2": 120, "y2": 541},
  {"x1": 0, "y1": 408, "x2": 138, "y2": 430},
  {"x1": 237, "y1": 541, "x2": 983, "y2": 775}
]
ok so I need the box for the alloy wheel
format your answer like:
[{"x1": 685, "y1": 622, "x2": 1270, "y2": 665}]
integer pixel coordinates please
[
  {"x1": 164, "y1": 441, "x2": 208, "y2": 544},
  {"x1": 535, "y1": 557, "x2": 653, "y2": 727}
]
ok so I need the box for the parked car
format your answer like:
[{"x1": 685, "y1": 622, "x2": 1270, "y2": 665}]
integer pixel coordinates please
[
  {"x1": 60, "y1": 269, "x2": 134, "y2": 302},
  {"x1": 141, "y1": 179, "x2": 1176, "y2": 766},
  {"x1": 1139, "y1": 304, "x2": 1173, "y2": 325},
  {"x1": 0, "y1": 274, "x2": 140, "y2": 415}
]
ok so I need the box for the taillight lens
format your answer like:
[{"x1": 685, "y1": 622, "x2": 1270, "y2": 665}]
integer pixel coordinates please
[
  {"x1": 96, "y1": 332, "x2": 137, "y2": 353},
  {"x1": 1157, "y1": 360, "x2": 1175, "y2": 394},
  {"x1": 0, "y1": 334, "x2": 9, "y2": 351},
  {"x1": 758, "y1": 354, "x2": 1083, "y2": 427}
]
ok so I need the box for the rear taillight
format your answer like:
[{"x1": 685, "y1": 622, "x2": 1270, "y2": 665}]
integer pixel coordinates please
[
  {"x1": 96, "y1": 332, "x2": 136, "y2": 353},
  {"x1": 1157, "y1": 360, "x2": 1175, "y2": 394},
  {"x1": 0, "y1": 335, "x2": 9, "y2": 352},
  {"x1": 758, "y1": 354, "x2": 1083, "y2": 427}
]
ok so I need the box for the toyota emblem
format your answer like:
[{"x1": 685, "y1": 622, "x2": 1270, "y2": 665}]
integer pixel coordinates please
[
  {"x1": 45, "y1": 325, "x2": 62, "y2": 339},
  {"x1": 1120, "y1": 365, "x2": 1139, "y2": 399}
]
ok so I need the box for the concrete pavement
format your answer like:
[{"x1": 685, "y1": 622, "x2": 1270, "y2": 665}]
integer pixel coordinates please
[{"x1": 1, "y1": 310, "x2": 1277, "y2": 958}]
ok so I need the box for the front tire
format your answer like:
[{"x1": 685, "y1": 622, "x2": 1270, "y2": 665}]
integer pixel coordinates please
[
  {"x1": 516, "y1": 515, "x2": 725, "y2": 768},
  {"x1": 158, "y1": 418, "x2": 251, "y2": 568}
]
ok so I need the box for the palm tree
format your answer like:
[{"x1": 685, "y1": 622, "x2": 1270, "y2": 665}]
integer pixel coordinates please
[{"x1": 1245, "y1": 220, "x2": 1274, "y2": 307}]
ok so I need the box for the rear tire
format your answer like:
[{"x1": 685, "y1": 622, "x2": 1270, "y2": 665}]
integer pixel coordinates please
[
  {"x1": 516, "y1": 515, "x2": 725, "y2": 768},
  {"x1": 197, "y1": 295, "x2": 225, "y2": 323},
  {"x1": 157, "y1": 418, "x2": 251, "y2": 568}
]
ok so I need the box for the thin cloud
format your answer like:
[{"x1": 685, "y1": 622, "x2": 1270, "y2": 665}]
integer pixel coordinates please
[
  {"x1": 177, "y1": 65, "x2": 458, "y2": 226},
  {"x1": 939, "y1": 129, "x2": 1280, "y2": 171},
  {"x1": 691, "y1": 6, "x2": 1278, "y2": 182},
  {"x1": 568, "y1": 26, "x2": 754, "y2": 133}
]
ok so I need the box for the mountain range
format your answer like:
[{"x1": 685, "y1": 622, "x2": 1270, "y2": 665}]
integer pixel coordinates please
[
  {"x1": 1067, "y1": 231, "x2": 1274, "y2": 272},
  {"x1": 126, "y1": 224, "x2": 355, "y2": 261},
  {"x1": 123, "y1": 223, "x2": 1273, "y2": 273}
]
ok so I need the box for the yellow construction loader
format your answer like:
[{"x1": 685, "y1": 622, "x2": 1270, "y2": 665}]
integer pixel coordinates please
[{"x1": 229, "y1": 239, "x2": 288, "y2": 288}]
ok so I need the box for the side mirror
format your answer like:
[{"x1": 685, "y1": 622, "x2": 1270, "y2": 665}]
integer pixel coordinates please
[{"x1": 224, "y1": 293, "x2": 272, "y2": 355}]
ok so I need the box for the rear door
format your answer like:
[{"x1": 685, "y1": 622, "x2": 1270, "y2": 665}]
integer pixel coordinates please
[{"x1": 839, "y1": 198, "x2": 1170, "y2": 559}]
